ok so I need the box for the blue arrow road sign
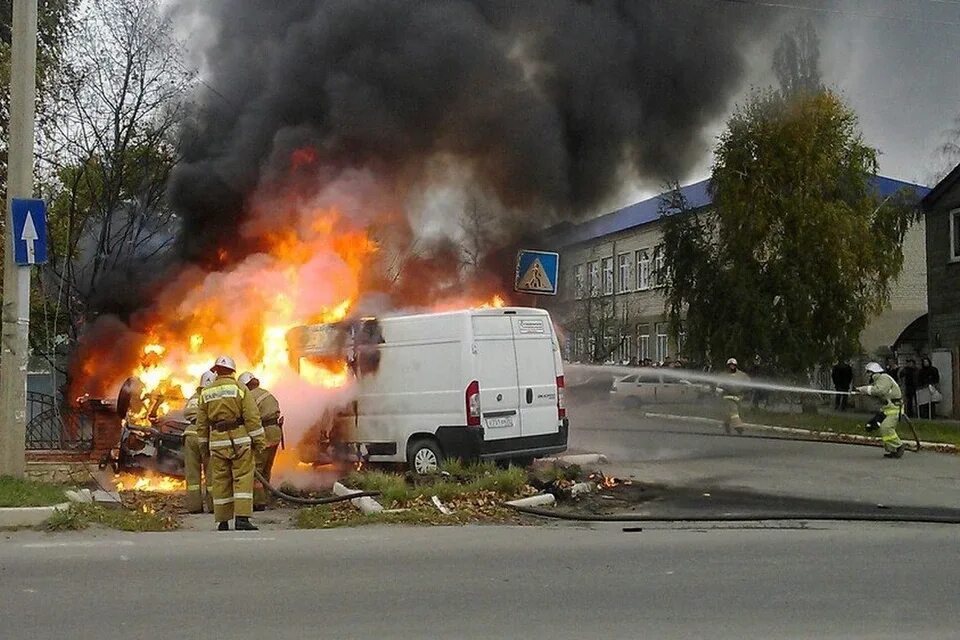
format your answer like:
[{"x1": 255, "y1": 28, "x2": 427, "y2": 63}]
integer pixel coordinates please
[
  {"x1": 514, "y1": 249, "x2": 559, "y2": 296},
  {"x1": 11, "y1": 198, "x2": 47, "y2": 266}
]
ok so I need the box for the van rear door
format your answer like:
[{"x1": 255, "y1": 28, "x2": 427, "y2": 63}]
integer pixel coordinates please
[
  {"x1": 471, "y1": 315, "x2": 522, "y2": 440},
  {"x1": 511, "y1": 315, "x2": 559, "y2": 437}
]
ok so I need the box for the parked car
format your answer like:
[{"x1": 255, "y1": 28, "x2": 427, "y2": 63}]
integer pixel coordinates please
[{"x1": 610, "y1": 371, "x2": 711, "y2": 407}]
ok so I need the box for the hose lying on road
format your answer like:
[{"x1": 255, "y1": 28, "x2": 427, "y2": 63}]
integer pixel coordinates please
[
  {"x1": 255, "y1": 469, "x2": 380, "y2": 505},
  {"x1": 505, "y1": 503, "x2": 960, "y2": 524}
]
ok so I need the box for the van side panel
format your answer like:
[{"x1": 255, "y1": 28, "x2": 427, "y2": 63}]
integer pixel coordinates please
[
  {"x1": 471, "y1": 316, "x2": 522, "y2": 441},
  {"x1": 511, "y1": 316, "x2": 560, "y2": 437},
  {"x1": 353, "y1": 313, "x2": 470, "y2": 462}
]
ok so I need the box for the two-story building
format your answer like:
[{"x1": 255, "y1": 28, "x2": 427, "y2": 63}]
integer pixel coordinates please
[
  {"x1": 544, "y1": 176, "x2": 930, "y2": 369},
  {"x1": 921, "y1": 162, "x2": 960, "y2": 416}
]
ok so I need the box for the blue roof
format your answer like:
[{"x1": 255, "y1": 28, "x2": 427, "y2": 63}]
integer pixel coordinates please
[{"x1": 550, "y1": 175, "x2": 931, "y2": 248}]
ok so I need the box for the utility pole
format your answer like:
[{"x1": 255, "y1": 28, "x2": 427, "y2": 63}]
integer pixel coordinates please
[{"x1": 0, "y1": 0, "x2": 38, "y2": 477}]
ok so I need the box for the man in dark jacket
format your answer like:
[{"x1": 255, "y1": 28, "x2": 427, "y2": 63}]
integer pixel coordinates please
[
  {"x1": 831, "y1": 360, "x2": 853, "y2": 411},
  {"x1": 900, "y1": 358, "x2": 919, "y2": 418}
]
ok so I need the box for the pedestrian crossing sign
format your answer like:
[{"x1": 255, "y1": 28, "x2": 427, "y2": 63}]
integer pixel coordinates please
[{"x1": 514, "y1": 250, "x2": 559, "y2": 296}]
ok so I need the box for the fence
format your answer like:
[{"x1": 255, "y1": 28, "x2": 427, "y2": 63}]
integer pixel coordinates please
[{"x1": 25, "y1": 391, "x2": 94, "y2": 451}]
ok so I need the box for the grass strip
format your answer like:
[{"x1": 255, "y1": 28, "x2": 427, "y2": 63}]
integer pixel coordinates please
[{"x1": 0, "y1": 475, "x2": 67, "y2": 507}]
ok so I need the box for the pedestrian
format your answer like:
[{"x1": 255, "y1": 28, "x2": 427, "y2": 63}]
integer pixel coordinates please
[
  {"x1": 749, "y1": 355, "x2": 768, "y2": 408},
  {"x1": 918, "y1": 356, "x2": 941, "y2": 419},
  {"x1": 238, "y1": 372, "x2": 284, "y2": 511},
  {"x1": 900, "y1": 358, "x2": 918, "y2": 418},
  {"x1": 884, "y1": 355, "x2": 899, "y2": 380},
  {"x1": 718, "y1": 357, "x2": 750, "y2": 435},
  {"x1": 182, "y1": 370, "x2": 217, "y2": 514},
  {"x1": 831, "y1": 360, "x2": 853, "y2": 412},
  {"x1": 197, "y1": 355, "x2": 266, "y2": 531},
  {"x1": 854, "y1": 362, "x2": 906, "y2": 459}
]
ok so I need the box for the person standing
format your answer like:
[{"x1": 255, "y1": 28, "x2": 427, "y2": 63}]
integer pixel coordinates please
[
  {"x1": 918, "y1": 356, "x2": 941, "y2": 418},
  {"x1": 182, "y1": 370, "x2": 217, "y2": 514},
  {"x1": 900, "y1": 358, "x2": 919, "y2": 418},
  {"x1": 719, "y1": 357, "x2": 750, "y2": 435},
  {"x1": 831, "y1": 360, "x2": 853, "y2": 412},
  {"x1": 238, "y1": 372, "x2": 283, "y2": 511},
  {"x1": 197, "y1": 356, "x2": 265, "y2": 531},
  {"x1": 854, "y1": 362, "x2": 906, "y2": 459}
]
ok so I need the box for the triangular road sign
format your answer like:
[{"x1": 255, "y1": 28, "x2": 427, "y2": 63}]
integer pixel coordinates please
[{"x1": 518, "y1": 258, "x2": 553, "y2": 292}]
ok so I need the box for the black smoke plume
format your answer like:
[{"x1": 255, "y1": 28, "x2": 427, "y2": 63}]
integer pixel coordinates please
[{"x1": 169, "y1": 0, "x2": 777, "y2": 261}]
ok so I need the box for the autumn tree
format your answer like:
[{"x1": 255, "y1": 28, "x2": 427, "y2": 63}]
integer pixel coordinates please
[{"x1": 662, "y1": 89, "x2": 919, "y2": 375}]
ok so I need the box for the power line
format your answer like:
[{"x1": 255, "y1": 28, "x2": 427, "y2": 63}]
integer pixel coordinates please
[{"x1": 715, "y1": 0, "x2": 960, "y2": 27}]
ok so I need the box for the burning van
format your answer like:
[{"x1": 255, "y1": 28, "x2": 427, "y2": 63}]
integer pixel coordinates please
[{"x1": 288, "y1": 306, "x2": 569, "y2": 474}]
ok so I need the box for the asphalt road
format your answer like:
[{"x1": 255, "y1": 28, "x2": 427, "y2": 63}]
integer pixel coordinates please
[
  {"x1": 2, "y1": 524, "x2": 958, "y2": 639},
  {"x1": 567, "y1": 397, "x2": 960, "y2": 510}
]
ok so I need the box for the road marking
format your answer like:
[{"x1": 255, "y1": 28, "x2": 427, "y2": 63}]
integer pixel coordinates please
[
  {"x1": 221, "y1": 536, "x2": 276, "y2": 542},
  {"x1": 22, "y1": 540, "x2": 135, "y2": 549}
]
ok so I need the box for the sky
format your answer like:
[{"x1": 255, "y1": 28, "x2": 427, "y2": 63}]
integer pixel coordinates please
[{"x1": 606, "y1": 0, "x2": 960, "y2": 213}]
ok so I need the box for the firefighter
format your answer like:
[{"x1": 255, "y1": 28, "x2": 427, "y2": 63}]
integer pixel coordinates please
[
  {"x1": 718, "y1": 357, "x2": 751, "y2": 435},
  {"x1": 854, "y1": 362, "x2": 907, "y2": 459},
  {"x1": 197, "y1": 356, "x2": 265, "y2": 531},
  {"x1": 182, "y1": 370, "x2": 217, "y2": 513},
  {"x1": 238, "y1": 371, "x2": 283, "y2": 510}
]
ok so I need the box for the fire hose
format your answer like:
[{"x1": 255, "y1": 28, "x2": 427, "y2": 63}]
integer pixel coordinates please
[{"x1": 253, "y1": 469, "x2": 380, "y2": 505}]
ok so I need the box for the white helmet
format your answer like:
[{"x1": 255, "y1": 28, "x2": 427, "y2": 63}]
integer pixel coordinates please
[
  {"x1": 865, "y1": 362, "x2": 884, "y2": 374},
  {"x1": 237, "y1": 371, "x2": 256, "y2": 387},
  {"x1": 200, "y1": 371, "x2": 217, "y2": 388},
  {"x1": 213, "y1": 355, "x2": 236, "y2": 372},
  {"x1": 726, "y1": 358, "x2": 738, "y2": 366}
]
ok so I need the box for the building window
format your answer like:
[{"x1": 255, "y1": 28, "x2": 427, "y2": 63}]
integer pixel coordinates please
[
  {"x1": 617, "y1": 253, "x2": 631, "y2": 293},
  {"x1": 601, "y1": 257, "x2": 614, "y2": 295},
  {"x1": 952, "y1": 209, "x2": 960, "y2": 262},
  {"x1": 656, "y1": 322, "x2": 669, "y2": 363},
  {"x1": 589, "y1": 261, "x2": 600, "y2": 296},
  {"x1": 636, "y1": 249, "x2": 651, "y2": 290},
  {"x1": 652, "y1": 245, "x2": 666, "y2": 288},
  {"x1": 637, "y1": 323, "x2": 651, "y2": 361},
  {"x1": 574, "y1": 264, "x2": 584, "y2": 299}
]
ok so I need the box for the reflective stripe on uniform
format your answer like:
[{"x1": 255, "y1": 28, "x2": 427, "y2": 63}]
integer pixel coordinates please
[
  {"x1": 247, "y1": 427, "x2": 265, "y2": 438},
  {"x1": 881, "y1": 433, "x2": 901, "y2": 442},
  {"x1": 209, "y1": 436, "x2": 252, "y2": 449},
  {"x1": 186, "y1": 484, "x2": 201, "y2": 491},
  {"x1": 233, "y1": 492, "x2": 253, "y2": 500},
  {"x1": 201, "y1": 384, "x2": 243, "y2": 402},
  {"x1": 213, "y1": 497, "x2": 235, "y2": 505},
  {"x1": 722, "y1": 395, "x2": 740, "y2": 402},
  {"x1": 883, "y1": 405, "x2": 902, "y2": 417},
  {"x1": 198, "y1": 438, "x2": 208, "y2": 444}
]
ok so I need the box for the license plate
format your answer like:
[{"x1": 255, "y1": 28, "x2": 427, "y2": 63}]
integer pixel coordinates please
[{"x1": 486, "y1": 415, "x2": 514, "y2": 429}]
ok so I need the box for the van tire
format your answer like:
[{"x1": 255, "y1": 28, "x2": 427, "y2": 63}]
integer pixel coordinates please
[{"x1": 407, "y1": 438, "x2": 443, "y2": 475}]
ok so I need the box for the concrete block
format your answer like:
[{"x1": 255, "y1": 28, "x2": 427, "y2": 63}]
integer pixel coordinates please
[
  {"x1": 332, "y1": 482, "x2": 384, "y2": 515},
  {"x1": 0, "y1": 502, "x2": 71, "y2": 528}
]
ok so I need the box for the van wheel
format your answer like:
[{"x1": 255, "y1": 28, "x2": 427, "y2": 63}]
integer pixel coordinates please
[{"x1": 407, "y1": 438, "x2": 443, "y2": 475}]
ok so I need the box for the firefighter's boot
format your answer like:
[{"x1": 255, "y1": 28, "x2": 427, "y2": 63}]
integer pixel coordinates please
[
  {"x1": 217, "y1": 521, "x2": 229, "y2": 531},
  {"x1": 235, "y1": 516, "x2": 258, "y2": 531}
]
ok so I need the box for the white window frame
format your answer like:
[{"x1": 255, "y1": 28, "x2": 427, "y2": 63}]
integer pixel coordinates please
[
  {"x1": 574, "y1": 264, "x2": 585, "y2": 299},
  {"x1": 617, "y1": 253, "x2": 631, "y2": 293},
  {"x1": 637, "y1": 323, "x2": 651, "y2": 361},
  {"x1": 601, "y1": 257, "x2": 614, "y2": 295},
  {"x1": 655, "y1": 322, "x2": 669, "y2": 363},
  {"x1": 951, "y1": 209, "x2": 960, "y2": 263},
  {"x1": 652, "y1": 245, "x2": 666, "y2": 288},
  {"x1": 589, "y1": 261, "x2": 600, "y2": 296},
  {"x1": 636, "y1": 249, "x2": 651, "y2": 290}
]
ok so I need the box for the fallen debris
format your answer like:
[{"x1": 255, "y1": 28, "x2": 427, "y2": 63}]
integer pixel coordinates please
[{"x1": 332, "y1": 482, "x2": 384, "y2": 515}]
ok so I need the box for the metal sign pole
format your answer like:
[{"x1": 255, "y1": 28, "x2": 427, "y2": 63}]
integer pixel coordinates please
[{"x1": 0, "y1": 0, "x2": 38, "y2": 476}]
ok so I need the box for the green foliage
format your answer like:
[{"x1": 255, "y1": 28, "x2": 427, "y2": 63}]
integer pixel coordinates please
[
  {"x1": 662, "y1": 89, "x2": 919, "y2": 374},
  {"x1": 0, "y1": 475, "x2": 67, "y2": 507},
  {"x1": 43, "y1": 502, "x2": 179, "y2": 532},
  {"x1": 343, "y1": 465, "x2": 531, "y2": 508}
]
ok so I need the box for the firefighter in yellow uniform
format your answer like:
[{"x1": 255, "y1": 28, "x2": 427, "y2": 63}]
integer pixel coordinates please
[
  {"x1": 182, "y1": 370, "x2": 217, "y2": 513},
  {"x1": 238, "y1": 372, "x2": 283, "y2": 510},
  {"x1": 197, "y1": 356, "x2": 265, "y2": 531},
  {"x1": 718, "y1": 357, "x2": 751, "y2": 435},
  {"x1": 855, "y1": 362, "x2": 907, "y2": 459}
]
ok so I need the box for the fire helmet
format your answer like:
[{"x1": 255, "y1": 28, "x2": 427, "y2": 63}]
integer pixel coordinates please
[
  {"x1": 865, "y1": 362, "x2": 884, "y2": 374},
  {"x1": 213, "y1": 355, "x2": 236, "y2": 372},
  {"x1": 200, "y1": 371, "x2": 217, "y2": 388},
  {"x1": 726, "y1": 358, "x2": 738, "y2": 367},
  {"x1": 238, "y1": 371, "x2": 256, "y2": 387}
]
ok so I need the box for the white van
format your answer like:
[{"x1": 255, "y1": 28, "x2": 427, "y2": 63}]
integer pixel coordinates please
[{"x1": 289, "y1": 307, "x2": 568, "y2": 473}]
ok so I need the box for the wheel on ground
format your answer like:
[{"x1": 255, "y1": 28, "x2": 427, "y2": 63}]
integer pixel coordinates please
[{"x1": 407, "y1": 438, "x2": 443, "y2": 474}]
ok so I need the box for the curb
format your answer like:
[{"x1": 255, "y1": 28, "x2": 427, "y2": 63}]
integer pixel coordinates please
[
  {"x1": 643, "y1": 412, "x2": 959, "y2": 454},
  {"x1": 0, "y1": 502, "x2": 71, "y2": 528}
]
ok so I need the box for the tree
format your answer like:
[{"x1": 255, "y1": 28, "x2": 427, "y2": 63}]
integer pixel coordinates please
[
  {"x1": 662, "y1": 89, "x2": 919, "y2": 375},
  {"x1": 32, "y1": 0, "x2": 192, "y2": 375},
  {"x1": 773, "y1": 20, "x2": 821, "y2": 98}
]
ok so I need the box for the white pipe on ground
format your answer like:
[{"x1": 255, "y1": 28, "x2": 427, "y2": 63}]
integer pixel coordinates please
[
  {"x1": 505, "y1": 493, "x2": 556, "y2": 508},
  {"x1": 332, "y1": 482, "x2": 384, "y2": 515}
]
